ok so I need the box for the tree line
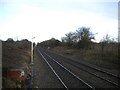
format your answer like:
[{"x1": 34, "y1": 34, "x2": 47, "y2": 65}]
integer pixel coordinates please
[
  {"x1": 39, "y1": 26, "x2": 118, "y2": 53},
  {"x1": 40, "y1": 27, "x2": 95, "y2": 49}
]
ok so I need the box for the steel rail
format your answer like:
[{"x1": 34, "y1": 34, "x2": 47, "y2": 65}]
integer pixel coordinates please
[
  {"x1": 44, "y1": 50, "x2": 120, "y2": 88},
  {"x1": 60, "y1": 59, "x2": 120, "y2": 87},
  {"x1": 46, "y1": 49, "x2": 120, "y2": 79},
  {"x1": 40, "y1": 46, "x2": 120, "y2": 83},
  {"x1": 37, "y1": 49, "x2": 68, "y2": 89},
  {"x1": 57, "y1": 53, "x2": 120, "y2": 78},
  {"x1": 41, "y1": 49, "x2": 95, "y2": 90},
  {"x1": 45, "y1": 50, "x2": 120, "y2": 88}
]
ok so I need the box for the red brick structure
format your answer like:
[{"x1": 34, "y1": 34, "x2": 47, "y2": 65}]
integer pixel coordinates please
[{"x1": 3, "y1": 67, "x2": 25, "y2": 81}]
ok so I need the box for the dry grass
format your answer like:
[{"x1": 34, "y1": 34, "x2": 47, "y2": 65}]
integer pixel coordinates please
[
  {"x1": 51, "y1": 44, "x2": 119, "y2": 69},
  {"x1": 2, "y1": 40, "x2": 31, "y2": 68},
  {"x1": 2, "y1": 40, "x2": 31, "y2": 88}
]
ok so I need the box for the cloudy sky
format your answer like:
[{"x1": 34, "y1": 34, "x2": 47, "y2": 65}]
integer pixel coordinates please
[{"x1": 0, "y1": 0, "x2": 119, "y2": 43}]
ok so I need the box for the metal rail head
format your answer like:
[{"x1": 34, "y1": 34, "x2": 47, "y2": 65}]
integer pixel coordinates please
[
  {"x1": 60, "y1": 54, "x2": 120, "y2": 78},
  {"x1": 65, "y1": 61, "x2": 120, "y2": 88},
  {"x1": 41, "y1": 49, "x2": 95, "y2": 90},
  {"x1": 37, "y1": 49, "x2": 68, "y2": 90},
  {"x1": 39, "y1": 47, "x2": 120, "y2": 89}
]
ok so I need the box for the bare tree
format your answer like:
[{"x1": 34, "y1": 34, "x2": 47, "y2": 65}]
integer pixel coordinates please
[
  {"x1": 61, "y1": 27, "x2": 95, "y2": 49},
  {"x1": 76, "y1": 27, "x2": 94, "y2": 49},
  {"x1": 61, "y1": 32, "x2": 76, "y2": 47}
]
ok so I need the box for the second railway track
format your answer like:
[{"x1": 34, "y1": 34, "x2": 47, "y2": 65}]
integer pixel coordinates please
[{"x1": 38, "y1": 47, "x2": 120, "y2": 88}]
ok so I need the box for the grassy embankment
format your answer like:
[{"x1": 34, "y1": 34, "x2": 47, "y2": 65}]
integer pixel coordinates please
[
  {"x1": 2, "y1": 40, "x2": 31, "y2": 88},
  {"x1": 51, "y1": 44, "x2": 119, "y2": 69}
]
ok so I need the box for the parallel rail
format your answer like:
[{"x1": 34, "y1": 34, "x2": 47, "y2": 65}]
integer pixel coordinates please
[
  {"x1": 37, "y1": 49, "x2": 68, "y2": 89},
  {"x1": 60, "y1": 60, "x2": 120, "y2": 87},
  {"x1": 40, "y1": 47, "x2": 120, "y2": 88},
  {"x1": 37, "y1": 48, "x2": 95, "y2": 89},
  {"x1": 59, "y1": 54, "x2": 120, "y2": 78}
]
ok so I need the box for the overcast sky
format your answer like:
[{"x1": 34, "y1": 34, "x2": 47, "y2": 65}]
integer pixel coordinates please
[{"x1": 0, "y1": 0, "x2": 119, "y2": 43}]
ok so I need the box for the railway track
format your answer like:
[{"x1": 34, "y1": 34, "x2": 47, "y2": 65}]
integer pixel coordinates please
[
  {"x1": 45, "y1": 49, "x2": 120, "y2": 78},
  {"x1": 38, "y1": 47, "x2": 120, "y2": 88},
  {"x1": 37, "y1": 48, "x2": 95, "y2": 89}
]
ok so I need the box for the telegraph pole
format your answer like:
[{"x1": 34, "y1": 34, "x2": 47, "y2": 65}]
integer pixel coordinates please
[
  {"x1": 30, "y1": 36, "x2": 35, "y2": 88},
  {"x1": 31, "y1": 36, "x2": 35, "y2": 64}
]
